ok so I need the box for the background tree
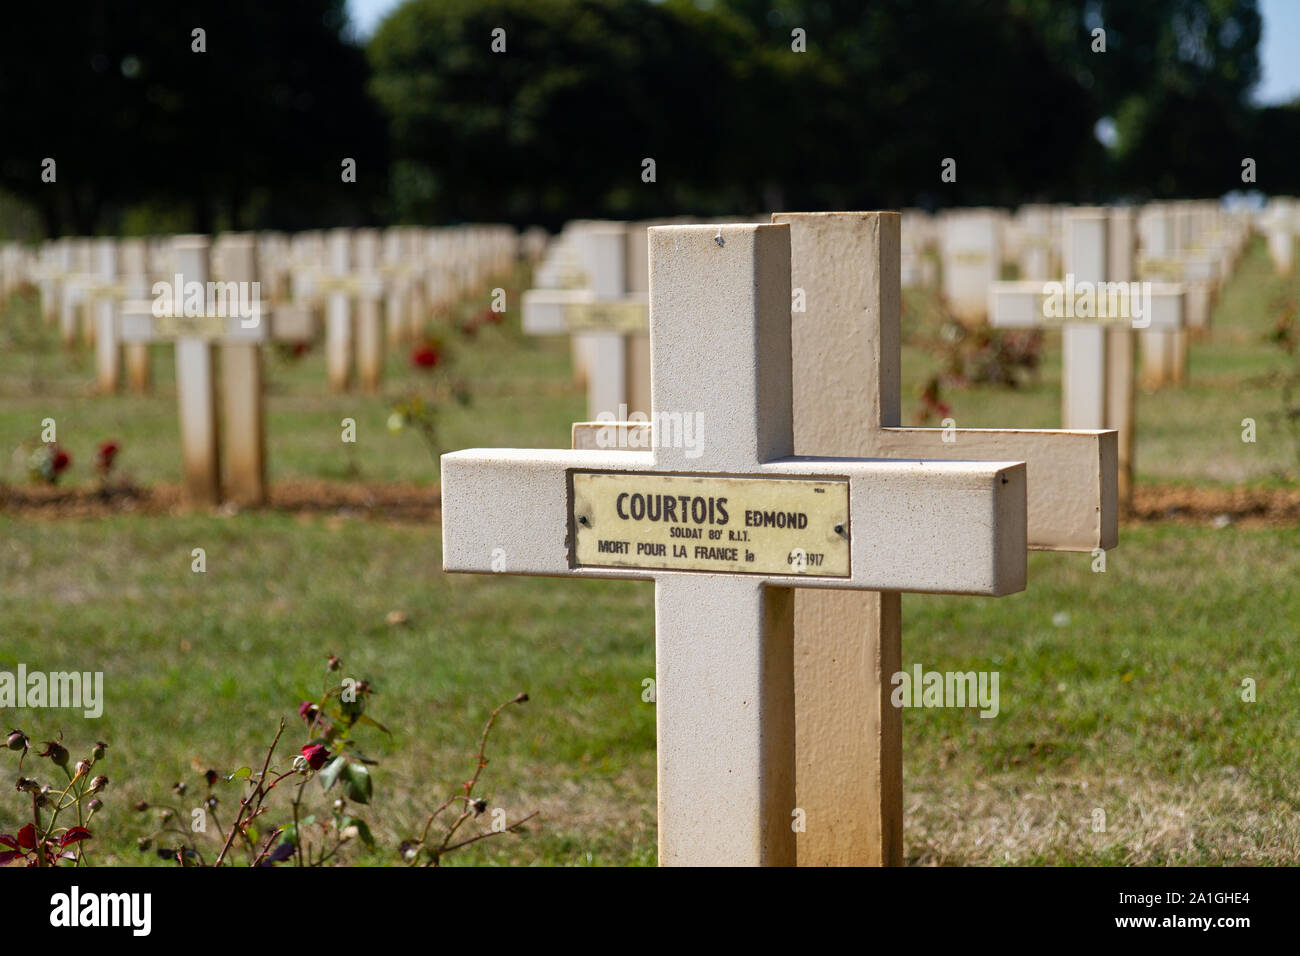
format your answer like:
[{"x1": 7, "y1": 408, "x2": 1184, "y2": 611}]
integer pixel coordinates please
[{"x1": 0, "y1": 1, "x2": 388, "y2": 236}]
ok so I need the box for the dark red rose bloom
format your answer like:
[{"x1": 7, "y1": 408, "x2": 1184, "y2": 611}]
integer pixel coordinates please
[
  {"x1": 96, "y1": 441, "x2": 120, "y2": 474},
  {"x1": 411, "y1": 343, "x2": 441, "y2": 369},
  {"x1": 50, "y1": 448, "x2": 70, "y2": 473},
  {"x1": 298, "y1": 701, "x2": 319, "y2": 723},
  {"x1": 301, "y1": 744, "x2": 329, "y2": 770}
]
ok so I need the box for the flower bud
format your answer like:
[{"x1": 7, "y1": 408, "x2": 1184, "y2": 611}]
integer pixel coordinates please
[
  {"x1": 91, "y1": 741, "x2": 107, "y2": 761},
  {"x1": 203, "y1": 769, "x2": 219, "y2": 787},
  {"x1": 75, "y1": 760, "x2": 91, "y2": 777},
  {"x1": 6, "y1": 730, "x2": 28, "y2": 752},
  {"x1": 327, "y1": 654, "x2": 341, "y2": 672},
  {"x1": 15, "y1": 777, "x2": 39, "y2": 793},
  {"x1": 300, "y1": 744, "x2": 329, "y2": 771},
  {"x1": 88, "y1": 798, "x2": 103, "y2": 812},
  {"x1": 89, "y1": 775, "x2": 108, "y2": 793},
  {"x1": 134, "y1": 800, "x2": 149, "y2": 812},
  {"x1": 38, "y1": 740, "x2": 69, "y2": 766},
  {"x1": 172, "y1": 781, "x2": 187, "y2": 795}
]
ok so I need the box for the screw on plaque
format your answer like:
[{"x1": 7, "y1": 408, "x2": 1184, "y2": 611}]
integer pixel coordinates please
[
  {"x1": 833, "y1": 523, "x2": 846, "y2": 537},
  {"x1": 577, "y1": 515, "x2": 591, "y2": 527}
]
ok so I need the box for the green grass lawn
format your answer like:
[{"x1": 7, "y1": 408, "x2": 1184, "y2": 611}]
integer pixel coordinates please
[{"x1": 0, "y1": 237, "x2": 1297, "y2": 866}]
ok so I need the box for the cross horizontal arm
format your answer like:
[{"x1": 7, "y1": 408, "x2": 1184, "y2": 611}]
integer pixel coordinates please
[
  {"x1": 440, "y1": 448, "x2": 1027, "y2": 595},
  {"x1": 522, "y1": 288, "x2": 594, "y2": 334},
  {"x1": 868, "y1": 427, "x2": 1116, "y2": 551},
  {"x1": 571, "y1": 422, "x2": 1114, "y2": 551},
  {"x1": 119, "y1": 302, "x2": 268, "y2": 344},
  {"x1": 989, "y1": 280, "x2": 1185, "y2": 330}
]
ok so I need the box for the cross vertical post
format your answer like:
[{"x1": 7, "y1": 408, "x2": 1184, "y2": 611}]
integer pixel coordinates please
[
  {"x1": 173, "y1": 236, "x2": 222, "y2": 507},
  {"x1": 216, "y1": 236, "x2": 268, "y2": 507}
]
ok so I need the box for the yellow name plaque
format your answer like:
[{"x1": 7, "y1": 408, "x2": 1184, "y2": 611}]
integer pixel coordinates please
[
  {"x1": 563, "y1": 300, "x2": 649, "y2": 334},
  {"x1": 155, "y1": 313, "x2": 233, "y2": 338},
  {"x1": 571, "y1": 472, "x2": 850, "y2": 577}
]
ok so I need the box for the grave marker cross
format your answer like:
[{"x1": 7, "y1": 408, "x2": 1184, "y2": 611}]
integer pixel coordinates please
[
  {"x1": 522, "y1": 223, "x2": 651, "y2": 419},
  {"x1": 120, "y1": 235, "x2": 269, "y2": 507},
  {"x1": 577, "y1": 212, "x2": 1120, "y2": 865},
  {"x1": 990, "y1": 208, "x2": 1185, "y2": 506},
  {"x1": 441, "y1": 223, "x2": 1029, "y2": 865}
]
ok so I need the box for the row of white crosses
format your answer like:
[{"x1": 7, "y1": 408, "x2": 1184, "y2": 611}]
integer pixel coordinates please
[
  {"x1": 5, "y1": 225, "x2": 514, "y2": 506},
  {"x1": 1261, "y1": 196, "x2": 1296, "y2": 277},
  {"x1": 277, "y1": 224, "x2": 519, "y2": 392},
  {"x1": 1134, "y1": 201, "x2": 1248, "y2": 388},
  {"x1": 13, "y1": 225, "x2": 518, "y2": 395},
  {"x1": 907, "y1": 206, "x2": 1065, "y2": 294},
  {"x1": 443, "y1": 213, "x2": 1119, "y2": 865},
  {"x1": 990, "y1": 208, "x2": 1185, "y2": 507}
]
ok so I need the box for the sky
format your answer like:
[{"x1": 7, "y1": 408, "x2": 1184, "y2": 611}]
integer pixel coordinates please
[{"x1": 347, "y1": 0, "x2": 1300, "y2": 105}]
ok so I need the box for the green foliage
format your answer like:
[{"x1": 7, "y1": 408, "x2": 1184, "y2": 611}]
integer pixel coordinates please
[
  {"x1": 0, "y1": 2, "x2": 388, "y2": 236},
  {"x1": 0, "y1": 0, "x2": 1289, "y2": 229}
]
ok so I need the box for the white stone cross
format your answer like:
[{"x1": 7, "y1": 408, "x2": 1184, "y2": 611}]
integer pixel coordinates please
[
  {"x1": 575, "y1": 212, "x2": 1119, "y2": 864},
  {"x1": 941, "y1": 209, "x2": 1003, "y2": 322},
  {"x1": 119, "y1": 235, "x2": 269, "y2": 506},
  {"x1": 990, "y1": 208, "x2": 1185, "y2": 504},
  {"x1": 57, "y1": 238, "x2": 96, "y2": 349},
  {"x1": 441, "y1": 222, "x2": 1029, "y2": 865},
  {"x1": 319, "y1": 228, "x2": 388, "y2": 392},
  {"x1": 522, "y1": 222, "x2": 651, "y2": 419},
  {"x1": 1265, "y1": 197, "x2": 1295, "y2": 277},
  {"x1": 1136, "y1": 203, "x2": 1215, "y2": 387}
]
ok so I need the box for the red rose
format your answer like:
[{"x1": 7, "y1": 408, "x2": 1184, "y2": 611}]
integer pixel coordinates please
[
  {"x1": 411, "y1": 343, "x2": 441, "y2": 369},
  {"x1": 51, "y1": 448, "x2": 70, "y2": 474},
  {"x1": 301, "y1": 744, "x2": 329, "y2": 770},
  {"x1": 96, "y1": 441, "x2": 120, "y2": 474}
]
